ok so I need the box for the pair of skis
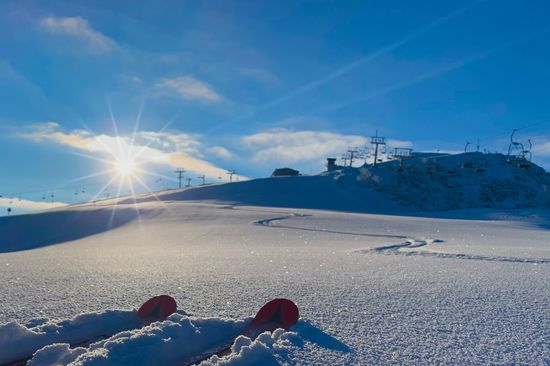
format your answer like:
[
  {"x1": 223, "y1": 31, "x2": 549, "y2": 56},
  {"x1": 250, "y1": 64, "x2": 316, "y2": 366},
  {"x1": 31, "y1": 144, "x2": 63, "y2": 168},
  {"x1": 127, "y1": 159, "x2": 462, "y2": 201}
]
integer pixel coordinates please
[{"x1": 3, "y1": 296, "x2": 299, "y2": 366}]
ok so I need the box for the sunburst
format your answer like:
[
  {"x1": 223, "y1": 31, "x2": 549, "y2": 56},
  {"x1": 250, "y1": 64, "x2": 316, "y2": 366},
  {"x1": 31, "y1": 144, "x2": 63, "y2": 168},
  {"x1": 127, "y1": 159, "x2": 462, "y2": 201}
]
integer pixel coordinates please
[{"x1": 63, "y1": 101, "x2": 182, "y2": 226}]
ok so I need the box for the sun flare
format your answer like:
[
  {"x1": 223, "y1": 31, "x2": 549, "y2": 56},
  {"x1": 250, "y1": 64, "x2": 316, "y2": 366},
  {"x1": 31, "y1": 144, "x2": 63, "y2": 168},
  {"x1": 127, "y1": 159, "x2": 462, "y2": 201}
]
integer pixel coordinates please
[{"x1": 114, "y1": 157, "x2": 136, "y2": 177}]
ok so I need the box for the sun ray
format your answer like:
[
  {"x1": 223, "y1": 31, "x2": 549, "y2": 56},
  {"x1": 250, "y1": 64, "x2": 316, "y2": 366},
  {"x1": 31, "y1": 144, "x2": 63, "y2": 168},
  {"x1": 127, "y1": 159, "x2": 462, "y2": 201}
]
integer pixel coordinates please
[
  {"x1": 129, "y1": 99, "x2": 146, "y2": 152},
  {"x1": 107, "y1": 99, "x2": 126, "y2": 160},
  {"x1": 64, "y1": 169, "x2": 114, "y2": 186},
  {"x1": 70, "y1": 151, "x2": 114, "y2": 165},
  {"x1": 89, "y1": 175, "x2": 118, "y2": 204},
  {"x1": 135, "y1": 168, "x2": 178, "y2": 183},
  {"x1": 107, "y1": 178, "x2": 124, "y2": 229},
  {"x1": 132, "y1": 107, "x2": 183, "y2": 159},
  {"x1": 127, "y1": 179, "x2": 143, "y2": 226},
  {"x1": 133, "y1": 174, "x2": 174, "y2": 214}
]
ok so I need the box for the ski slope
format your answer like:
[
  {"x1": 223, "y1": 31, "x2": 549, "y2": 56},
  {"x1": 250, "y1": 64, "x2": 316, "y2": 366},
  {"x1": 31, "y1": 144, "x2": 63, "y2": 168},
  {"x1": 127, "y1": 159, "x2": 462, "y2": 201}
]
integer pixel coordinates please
[
  {"x1": 1, "y1": 175, "x2": 549, "y2": 364},
  {"x1": 0, "y1": 159, "x2": 550, "y2": 366}
]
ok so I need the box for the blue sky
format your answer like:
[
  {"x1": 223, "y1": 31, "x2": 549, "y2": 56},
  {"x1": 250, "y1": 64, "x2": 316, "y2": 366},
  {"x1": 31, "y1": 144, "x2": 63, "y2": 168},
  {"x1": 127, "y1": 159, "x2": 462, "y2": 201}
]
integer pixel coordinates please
[{"x1": 1, "y1": 0, "x2": 550, "y2": 211}]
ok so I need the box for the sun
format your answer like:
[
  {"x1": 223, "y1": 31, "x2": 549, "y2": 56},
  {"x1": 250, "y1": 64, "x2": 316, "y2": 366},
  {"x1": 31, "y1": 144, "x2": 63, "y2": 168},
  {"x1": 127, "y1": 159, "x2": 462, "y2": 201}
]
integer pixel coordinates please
[{"x1": 114, "y1": 157, "x2": 136, "y2": 177}]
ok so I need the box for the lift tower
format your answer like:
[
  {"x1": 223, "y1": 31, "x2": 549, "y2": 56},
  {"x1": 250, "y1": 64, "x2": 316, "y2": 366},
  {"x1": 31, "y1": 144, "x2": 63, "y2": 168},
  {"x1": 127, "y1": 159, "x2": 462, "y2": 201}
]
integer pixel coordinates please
[
  {"x1": 371, "y1": 131, "x2": 386, "y2": 166},
  {"x1": 174, "y1": 168, "x2": 186, "y2": 189}
]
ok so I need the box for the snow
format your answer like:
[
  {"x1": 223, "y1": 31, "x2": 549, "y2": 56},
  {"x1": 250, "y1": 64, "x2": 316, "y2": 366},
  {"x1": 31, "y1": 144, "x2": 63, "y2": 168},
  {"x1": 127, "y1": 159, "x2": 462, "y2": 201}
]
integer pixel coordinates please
[
  {"x1": 27, "y1": 314, "x2": 247, "y2": 366},
  {"x1": 357, "y1": 152, "x2": 550, "y2": 210},
  {"x1": 113, "y1": 152, "x2": 550, "y2": 213},
  {"x1": 0, "y1": 309, "x2": 142, "y2": 364},
  {"x1": 1, "y1": 156, "x2": 550, "y2": 364}
]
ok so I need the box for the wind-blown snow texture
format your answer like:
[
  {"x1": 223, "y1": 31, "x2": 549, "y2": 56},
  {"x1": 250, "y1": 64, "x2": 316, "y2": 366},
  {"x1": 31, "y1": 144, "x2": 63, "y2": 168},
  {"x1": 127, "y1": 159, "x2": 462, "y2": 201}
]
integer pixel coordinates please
[{"x1": 1, "y1": 154, "x2": 549, "y2": 364}]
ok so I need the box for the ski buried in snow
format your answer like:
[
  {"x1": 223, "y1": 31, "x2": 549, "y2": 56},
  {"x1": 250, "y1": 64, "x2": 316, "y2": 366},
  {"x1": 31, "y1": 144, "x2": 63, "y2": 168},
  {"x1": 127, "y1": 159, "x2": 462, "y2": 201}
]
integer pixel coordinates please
[
  {"x1": 2, "y1": 295, "x2": 178, "y2": 366},
  {"x1": 177, "y1": 298, "x2": 300, "y2": 366},
  {"x1": 3, "y1": 297, "x2": 299, "y2": 366}
]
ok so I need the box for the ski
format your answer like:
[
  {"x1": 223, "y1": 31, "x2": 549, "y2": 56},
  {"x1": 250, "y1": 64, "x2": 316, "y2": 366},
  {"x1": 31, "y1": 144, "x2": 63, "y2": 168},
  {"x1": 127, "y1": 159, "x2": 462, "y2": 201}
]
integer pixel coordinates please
[
  {"x1": 178, "y1": 298, "x2": 299, "y2": 366},
  {"x1": 1, "y1": 295, "x2": 177, "y2": 366}
]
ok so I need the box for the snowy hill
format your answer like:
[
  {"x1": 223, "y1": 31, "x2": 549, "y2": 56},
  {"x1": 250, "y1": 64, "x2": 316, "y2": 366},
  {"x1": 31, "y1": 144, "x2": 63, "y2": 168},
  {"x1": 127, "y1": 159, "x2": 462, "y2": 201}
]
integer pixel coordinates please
[
  {"x1": 124, "y1": 172, "x2": 404, "y2": 214},
  {"x1": 124, "y1": 152, "x2": 550, "y2": 213},
  {"x1": 357, "y1": 152, "x2": 550, "y2": 211}
]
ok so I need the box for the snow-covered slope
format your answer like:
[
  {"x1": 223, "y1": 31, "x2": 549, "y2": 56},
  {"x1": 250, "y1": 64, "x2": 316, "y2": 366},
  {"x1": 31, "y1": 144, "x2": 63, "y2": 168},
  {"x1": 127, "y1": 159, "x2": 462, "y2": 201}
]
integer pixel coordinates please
[
  {"x1": 119, "y1": 152, "x2": 549, "y2": 213},
  {"x1": 1, "y1": 202, "x2": 549, "y2": 365},
  {"x1": 358, "y1": 152, "x2": 550, "y2": 210},
  {"x1": 124, "y1": 172, "x2": 405, "y2": 214}
]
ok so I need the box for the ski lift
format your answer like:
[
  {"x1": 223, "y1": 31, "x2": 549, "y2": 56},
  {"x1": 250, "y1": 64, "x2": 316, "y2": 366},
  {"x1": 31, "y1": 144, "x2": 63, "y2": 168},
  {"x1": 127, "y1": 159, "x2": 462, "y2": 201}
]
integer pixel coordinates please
[
  {"x1": 7, "y1": 207, "x2": 12, "y2": 215},
  {"x1": 507, "y1": 129, "x2": 524, "y2": 162},
  {"x1": 462, "y1": 141, "x2": 475, "y2": 168},
  {"x1": 522, "y1": 139, "x2": 532, "y2": 162}
]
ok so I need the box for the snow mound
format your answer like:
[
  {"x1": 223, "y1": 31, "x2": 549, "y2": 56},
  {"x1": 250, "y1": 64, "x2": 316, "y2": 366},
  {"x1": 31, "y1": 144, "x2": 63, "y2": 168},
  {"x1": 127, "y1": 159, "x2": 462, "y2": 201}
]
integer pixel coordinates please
[
  {"x1": 198, "y1": 329, "x2": 298, "y2": 366},
  {"x1": 1, "y1": 309, "x2": 305, "y2": 366},
  {"x1": 358, "y1": 152, "x2": 550, "y2": 210},
  {"x1": 0, "y1": 309, "x2": 142, "y2": 364}
]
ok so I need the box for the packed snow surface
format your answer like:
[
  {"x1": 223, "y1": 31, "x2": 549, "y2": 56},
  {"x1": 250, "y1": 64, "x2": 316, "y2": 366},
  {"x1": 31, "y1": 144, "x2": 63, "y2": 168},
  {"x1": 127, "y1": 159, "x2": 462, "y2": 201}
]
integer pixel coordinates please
[{"x1": 1, "y1": 175, "x2": 549, "y2": 364}]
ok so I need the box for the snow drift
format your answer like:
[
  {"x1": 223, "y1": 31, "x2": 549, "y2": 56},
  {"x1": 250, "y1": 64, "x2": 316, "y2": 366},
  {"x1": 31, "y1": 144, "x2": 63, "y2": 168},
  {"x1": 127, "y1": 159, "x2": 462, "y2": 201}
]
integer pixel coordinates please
[{"x1": 0, "y1": 309, "x2": 302, "y2": 366}]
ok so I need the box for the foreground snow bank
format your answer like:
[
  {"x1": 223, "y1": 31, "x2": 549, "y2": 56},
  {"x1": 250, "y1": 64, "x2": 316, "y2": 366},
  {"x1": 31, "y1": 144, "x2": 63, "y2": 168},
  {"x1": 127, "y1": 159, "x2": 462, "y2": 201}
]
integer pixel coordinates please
[
  {"x1": 0, "y1": 309, "x2": 142, "y2": 364},
  {"x1": 1, "y1": 310, "x2": 302, "y2": 366},
  {"x1": 199, "y1": 329, "x2": 298, "y2": 366}
]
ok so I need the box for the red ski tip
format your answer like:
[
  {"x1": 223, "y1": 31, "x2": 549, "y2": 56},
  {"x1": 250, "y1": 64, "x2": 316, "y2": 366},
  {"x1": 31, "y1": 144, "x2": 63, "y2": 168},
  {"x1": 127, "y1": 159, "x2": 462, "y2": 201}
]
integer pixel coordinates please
[
  {"x1": 244, "y1": 298, "x2": 299, "y2": 337},
  {"x1": 137, "y1": 295, "x2": 177, "y2": 321}
]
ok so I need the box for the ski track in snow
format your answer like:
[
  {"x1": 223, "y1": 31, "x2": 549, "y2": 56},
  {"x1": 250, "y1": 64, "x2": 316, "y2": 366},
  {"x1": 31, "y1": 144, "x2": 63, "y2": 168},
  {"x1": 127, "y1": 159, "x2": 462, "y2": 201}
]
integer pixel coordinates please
[
  {"x1": 253, "y1": 212, "x2": 407, "y2": 240},
  {"x1": 252, "y1": 209, "x2": 550, "y2": 265},
  {"x1": 360, "y1": 239, "x2": 550, "y2": 264}
]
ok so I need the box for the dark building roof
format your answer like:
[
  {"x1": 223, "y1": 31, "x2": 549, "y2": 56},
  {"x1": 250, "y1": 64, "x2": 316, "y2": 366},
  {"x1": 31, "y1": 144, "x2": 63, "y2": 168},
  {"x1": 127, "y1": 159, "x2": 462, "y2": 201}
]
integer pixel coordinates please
[{"x1": 272, "y1": 168, "x2": 300, "y2": 177}]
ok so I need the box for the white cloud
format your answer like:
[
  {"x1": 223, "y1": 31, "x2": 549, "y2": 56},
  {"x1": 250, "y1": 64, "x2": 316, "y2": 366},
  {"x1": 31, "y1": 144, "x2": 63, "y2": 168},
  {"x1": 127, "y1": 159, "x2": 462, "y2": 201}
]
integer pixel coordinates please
[
  {"x1": 531, "y1": 137, "x2": 550, "y2": 157},
  {"x1": 241, "y1": 128, "x2": 367, "y2": 163},
  {"x1": 133, "y1": 131, "x2": 203, "y2": 157},
  {"x1": 386, "y1": 139, "x2": 413, "y2": 149},
  {"x1": 20, "y1": 123, "x2": 242, "y2": 180},
  {"x1": 208, "y1": 146, "x2": 233, "y2": 159},
  {"x1": 40, "y1": 16, "x2": 115, "y2": 54},
  {"x1": 156, "y1": 76, "x2": 223, "y2": 103},
  {"x1": 425, "y1": 149, "x2": 463, "y2": 155}
]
